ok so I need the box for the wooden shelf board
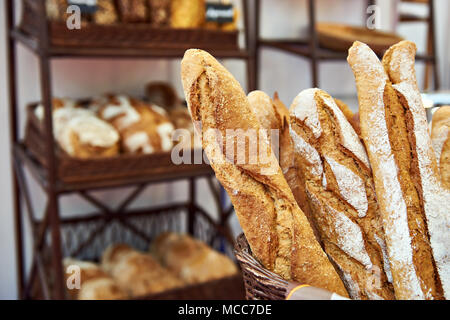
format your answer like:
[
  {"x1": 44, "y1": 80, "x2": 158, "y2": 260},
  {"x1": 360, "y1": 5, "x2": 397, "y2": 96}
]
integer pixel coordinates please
[
  {"x1": 13, "y1": 143, "x2": 214, "y2": 194},
  {"x1": 11, "y1": 28, "x2": 249, "y2": 59}
]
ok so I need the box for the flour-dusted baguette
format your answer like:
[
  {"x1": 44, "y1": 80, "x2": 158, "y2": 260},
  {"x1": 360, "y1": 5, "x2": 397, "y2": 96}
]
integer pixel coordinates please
[
  {"x1": 431, "y1": 106, "x2": 450, "y2": 189},
  {"x1": 348, "y1": 40, "x2": 446, "y2": 300},
  {"x1": 289, "y1": 88, "x2": 394, "y2": 300},
  {"x1": 381, "y1": 41, "x2": 450, "y2": 299},
  {"x1": 181, "y1": 49, "x2": 348, "y2": 296},
  {"x1": 247, "y1": 91, "x2": 317, "y2": 239}
]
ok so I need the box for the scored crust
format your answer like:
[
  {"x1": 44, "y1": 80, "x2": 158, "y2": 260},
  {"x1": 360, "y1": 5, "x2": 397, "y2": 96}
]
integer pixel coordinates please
[
  {"x1": 382, "y1": 41, "x2": 450, "y2": 299},
  {"x1": 181, "y1": 49, "x2": 347, "y2": 296},
  {"x1": 289, "y1": 88, "x2": 394, "y2": 300},
  {"x1": 431, "y1": 106, "x2": 450, "y2": 189},
  {"x1": 348, "y1": 41, "x2": 444, "y2": 300}
]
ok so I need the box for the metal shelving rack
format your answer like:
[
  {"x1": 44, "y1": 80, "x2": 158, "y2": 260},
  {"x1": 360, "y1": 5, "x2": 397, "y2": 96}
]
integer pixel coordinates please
[
  {"x1": 6, "y1": 0, "x2": 255, "y2": 299},
  {"x1": 254, "y1": 0, "x2": 439, "y2": 89}
]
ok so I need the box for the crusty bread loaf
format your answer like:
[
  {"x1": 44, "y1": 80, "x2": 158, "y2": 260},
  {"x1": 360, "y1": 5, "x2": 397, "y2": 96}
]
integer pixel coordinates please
[
  {"x1": 101, "y1": 243, "x2": 136, "y2": 274},
  {"x1": 348, "y1": 40, "x2": 447, "y2": 299},
  {"x1": 247, "y1": 91, "x2": 317, "y2": 239},
  {"x1": 289, "y1": 88, "x2": 394, "y2": 300},
  {"x1": 109, "y1": 250, "x2": 183, "y2": 297},
  {"x1": 431, "y1": 106, "x2": 450, "y2": 189},
  {"x1": 77, "y1": 277, "x2": 128, "y2": 300},
  {"x1": 181, "y1": 49, "x2": 348, "y2": 296},
  {"x1": 98, "y1": 95, "x2": 175, "y2": 154},
  {"x1": 150, "y1": 232, "x2": 238, "y2": 284},
  {"x1": 381, "y1": 41, "x2": 450, "y2": 299},
  {"x1": 334, "y1": 98, "x2": 361, "y2": 136},
  {"x1": 63, "y1": 258, "x2": 127, "y2": 300}
]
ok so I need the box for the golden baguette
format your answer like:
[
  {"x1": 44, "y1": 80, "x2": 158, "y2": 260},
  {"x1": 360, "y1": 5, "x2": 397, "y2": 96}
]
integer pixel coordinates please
[
  {"x1": 289, "y1": 88, "x2": 394, "y2": 300},
  {"x1": 431, "y1": 106, "x2": 450, "y2": 189},
  {"x1": 382, "y1": 41, "x2": 450, "y2": 299},
  {"x1": 181, "y1": 49, "x2": 348, "y2": 296},
  {"x1": 348, "y1": 40, "x2": 446, "y2": 299},
  {"x1": 247, "y1": 90, "x2": 319, "y2": 240}
]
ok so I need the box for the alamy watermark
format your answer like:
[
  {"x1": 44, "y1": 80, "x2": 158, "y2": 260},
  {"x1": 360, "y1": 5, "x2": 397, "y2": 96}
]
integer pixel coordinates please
[{"x1": 170, "y1": 121, "x2": 280, "y2": 175}]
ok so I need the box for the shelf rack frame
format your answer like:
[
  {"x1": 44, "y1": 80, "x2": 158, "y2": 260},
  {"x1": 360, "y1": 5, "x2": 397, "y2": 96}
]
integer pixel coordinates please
[
  {"x1": 254, "y1": 0, "x2": 439, "y2": 90},
  {"x1": 6, "y1": 0, "x2": 255, "y2": 299}
]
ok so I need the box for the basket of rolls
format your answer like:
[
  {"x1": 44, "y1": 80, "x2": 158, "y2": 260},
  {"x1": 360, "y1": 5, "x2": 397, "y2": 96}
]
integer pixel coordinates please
[
  {"x1": 62, "y1": 232, "x2": 242, "y2": 300},
  {"x1": 24, "y1": 90, "x2": 204, "y2": 183},
  {"x1": 180, "y1": 41, "x2": 449, "y2": 300}
]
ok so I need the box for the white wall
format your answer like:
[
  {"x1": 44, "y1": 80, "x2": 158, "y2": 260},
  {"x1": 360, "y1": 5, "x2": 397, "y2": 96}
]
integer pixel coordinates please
[{"x1": 0, "y1": 0, "x2": 449, "y2": 299}]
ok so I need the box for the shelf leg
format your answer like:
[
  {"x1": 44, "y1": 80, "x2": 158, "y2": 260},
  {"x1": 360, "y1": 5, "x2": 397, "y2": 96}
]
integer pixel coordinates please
[
  {"x1": 6, "y1": 0, "x2": 25, "y2": 300},
  {"x1": 308, "y1": 0, "x2": 319, "y2": 88},
  {"x1": 188, "y1": 178, "x2": 196, "y2": 236}
]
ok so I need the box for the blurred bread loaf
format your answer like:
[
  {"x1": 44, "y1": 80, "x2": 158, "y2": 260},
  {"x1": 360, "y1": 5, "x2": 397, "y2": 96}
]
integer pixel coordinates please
[
  {"x1": 181, "y1": 49, "x2": 348, "y2": 296},
  {"x1": 289, "y1": 88, "x2": 394, "y2": 300},
  {"x1": 348, "y1": 40, "x2": 448, "y2": 299},
  {"x1": 63, "y1": 258, "x2": 127, "y2": 300},
  {"x1": 35, "y1": 98, "x2": 120, "y2": 159},
  {"x1": 431, "y1": 106, "x2": 450, "y2": 189},
  {"x1": 98, "y1": 95, "x2": 175, "y2": 154},
  {"x1": 151, "y1": 232, "x2": 238, "y2": 284},
  {"x1": 171, "y1": 0, "x2": 205, "y2": 28},
  {"x1": 102, "y1": 244, "x2": 182, "y2": 297}
]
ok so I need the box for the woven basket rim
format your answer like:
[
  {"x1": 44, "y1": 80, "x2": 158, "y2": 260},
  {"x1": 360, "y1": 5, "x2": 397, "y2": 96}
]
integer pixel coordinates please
[{"x1": 234, "y1": 233, "x2": 292, "y2": 300}]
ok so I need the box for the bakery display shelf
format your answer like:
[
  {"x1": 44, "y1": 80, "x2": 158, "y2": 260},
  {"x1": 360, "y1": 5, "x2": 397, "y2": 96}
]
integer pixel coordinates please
[
  {"x1": 10, "y1": 28, "x2": 249, "y2": 60},
  {"x1": 28, "y1": 203, "x2": 244, "y2": 300},
  {"x1": 254, "y1": 0, "x2": 439, "y2": 89},
  {"x1": 259, "y1": 38, "x2": 436, "y2": 62},
  {"x1": 7, "y1": 0, "x2": 251, "y2": 299},
  {"x1": 13, "y1": 142, "x2": 214, "y2": 194}
]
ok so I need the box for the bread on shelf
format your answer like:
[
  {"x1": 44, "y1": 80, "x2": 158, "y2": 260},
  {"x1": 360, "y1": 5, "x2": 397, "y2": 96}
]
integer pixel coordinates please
[
  {"x1": 150, "y1": 232, "x2": 238, "y2": 284},
  {"x1": 63, "y1": 258, "x2": 127, "y2": 300},
  {"x1": 181, "y1": 49, "x2": 348, "y2": 297},
  {"x1": 98, "y1": 95, "x2": 175, "y2": 154},
  {"x1": 171, "y1": 0, "x2": 205, "y2": 28},
  {"x1": 35, "y1": 98, "x2": 120, "y2": 159},
  {"x1": 94, "y1": 0, "x2": 119, "y2": 25},
  {"x1": 348, "y1": 40, "x2": 449, "y2": 299}
]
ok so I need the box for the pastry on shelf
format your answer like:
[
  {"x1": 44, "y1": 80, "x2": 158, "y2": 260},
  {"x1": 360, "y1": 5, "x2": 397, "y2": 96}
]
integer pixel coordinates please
[
  {"x1": 116, "y1": 0, "x2": 148, "y2": 23},
  {"x1": 63, "y1": 258, "x2": 128, "y2": 300},
  {"x1": 168, "y1": 106, "x2": 200, "y2": 149},
  {"x1": 46, "y1": 0, "x2": 68, "y2": 21},
  {"x1": 150, "y1": 232, "x2": 239, "y2": 285},
  {"x1": 98, "y1": 95, "x2": 175, "y2": 155},
  {"x1": 147, "y1": 0, "x2": 171, "y2": 27},
  {"x1": 431, "y1": 106, "x2": 450, "y2": 189},
  {"x1": 145, "y1": 82, "x2": 180, "y2": 109},
  {"x1": 35, "y1": 98, "x2": 120, "y2": 159},
  {"x1": 171, "y1": 0, "x2": 205, "y2": 28},
  {"x1": 103, "y1": 245, "x2": 183, "y2": 297},
  {"x1": 93, "y1": 0, "x2": 119, "y2": 25}
]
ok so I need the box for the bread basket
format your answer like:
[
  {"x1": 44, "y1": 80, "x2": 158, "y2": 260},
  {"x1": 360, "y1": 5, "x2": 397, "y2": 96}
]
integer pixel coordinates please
[{"x1": 234, "y1": 233, "x2": 295, "y2": 300}]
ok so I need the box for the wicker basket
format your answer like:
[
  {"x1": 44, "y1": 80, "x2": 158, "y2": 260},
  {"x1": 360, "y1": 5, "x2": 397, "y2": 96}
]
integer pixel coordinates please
[
  {"x1": 234, "y1": 233, "x2": 293, "y2": 300},
  {"x1": 20, "y1": 0, "x2": 238, "y2": 50},
  {"x1": 36, "y1": 205, "x2": 244, "y2": 300},
  {"x1": 24, "y1": 103, "x2": 211, "y2": 183},
  {"x1": 317, "y1": 23, "x2": 403, "y2": 55}
]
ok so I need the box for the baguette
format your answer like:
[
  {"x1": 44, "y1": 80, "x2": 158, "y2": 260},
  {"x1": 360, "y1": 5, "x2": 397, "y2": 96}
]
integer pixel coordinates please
[
  {"x1": 289, "y1": 88, "x2": 394, "y2": 300},
  {"x1": 181, "y1": 49, "x2": 348, "y2": 296},
  {"x1": 348, "y1": 40, "x2": 447, "y2": 299},
  {"x1": 247, "y1": 91, "x2": 317, "y2": 239},
  {"x1": 431, "y1": 106, "x2": 450, "y2": 189},
  {"x1": 382, "y1": 41, "x2": 450, "y2": 298}
]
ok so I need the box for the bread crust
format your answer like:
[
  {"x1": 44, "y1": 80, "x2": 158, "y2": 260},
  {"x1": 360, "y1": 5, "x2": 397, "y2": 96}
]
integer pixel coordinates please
[
  {"x1": 382, "y1": 41, "x2": 450, "y2": 299},
  {"x1": 181, "y1": 49, "x2": 347, "y2": 296},
  {"x1": 348, "y1": 41, "x2": 445, "y2": 299},
  {"x1": 431, "y1": 106, "x2": 450, "y2": 189},
  {"x1": 289, "y1": 88, "x2": 394, "y2": 300}
]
